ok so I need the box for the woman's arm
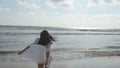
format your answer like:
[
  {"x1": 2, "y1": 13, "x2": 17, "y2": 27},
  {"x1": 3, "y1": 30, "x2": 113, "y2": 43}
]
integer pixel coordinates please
[
  {"x1": 18, "y1": 38, "x2": 39, "y2": 55},
  {"x1": 18, "y1": 46, "x2": 30, "y2": 55}
]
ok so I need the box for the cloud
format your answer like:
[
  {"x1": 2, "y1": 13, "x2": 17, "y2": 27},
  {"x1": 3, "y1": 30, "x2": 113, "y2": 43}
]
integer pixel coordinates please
[
  {"x1": 87, "y1": 0, "x2": 104, "y2": 7},
  {"x1": 46, "y1": 0, "x2": 56, "y2": 8},
  {"x1": 17, "y1": 0, "x2": 40, "y2": 9},
  {"x1": 90, "y1": 14, "x2": 120, "y2": 18},
  {"x1": 46, "y1": 0, "x2": 74, "y2": 9},
  {"x1": 17, "y1": 10, "x2": 46, "y2": 17},
  {"x1": 0, "y1": 7, "x2": 10, "y2": 13},
  {"x1": 67, "y1": 13, "x2": 120, "y2": 18},
  {"x1": 87, "y1": 0, "x2": 120, "y2": 7},
  {"x1": 2, "y1": 0, "x2": 7, "y2": 2},
  {"x1": 0, "y1": 4, "x2": 11, "y2": 13},
  {"x1": 114, "y1": 0, "x2": 120, "y2": 5}
]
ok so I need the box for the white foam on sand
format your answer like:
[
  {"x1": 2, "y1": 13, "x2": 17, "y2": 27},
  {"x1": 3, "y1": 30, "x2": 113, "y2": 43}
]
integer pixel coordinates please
[{"x1": 0, "y1": 56, "x2": 120, "y2": 68}]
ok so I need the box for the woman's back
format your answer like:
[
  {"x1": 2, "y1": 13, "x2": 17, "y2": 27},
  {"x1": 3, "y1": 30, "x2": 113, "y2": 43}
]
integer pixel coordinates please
[{"x1": 21, "y1": 39, "x2": 47, "y2": 63}]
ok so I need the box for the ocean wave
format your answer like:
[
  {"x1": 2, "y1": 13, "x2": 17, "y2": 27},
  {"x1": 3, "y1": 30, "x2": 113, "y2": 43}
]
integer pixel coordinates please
[
  {"x1": 51, "y1": 47, "x2": 120, "y2": 60},
  {"x1": 1, "y1": 25, "x2": 120, "y2": 32},
  {"x1": 0, "y1": 51, "x2": 19, "y2": 54},
  {"x1": 0, "y1": 32, "x2": 120, "y2": 35},
  {"x1": 0, "y1": 46, "x2": 120, "y2": 61},
  {"x1": 88, "y1": 46, "x2": 120, "y2": 51}
]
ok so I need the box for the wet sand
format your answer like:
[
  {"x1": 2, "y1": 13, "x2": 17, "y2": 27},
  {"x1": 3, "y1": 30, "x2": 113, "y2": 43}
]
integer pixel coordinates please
[{"x1": 0, "y1": 56, "x2": 120, "y2": 68}]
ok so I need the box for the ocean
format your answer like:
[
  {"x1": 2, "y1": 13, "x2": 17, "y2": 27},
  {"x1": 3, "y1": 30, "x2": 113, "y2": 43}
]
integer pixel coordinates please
[{"x1": 0, "y1": 25, "x2": 120, "y2": 62}]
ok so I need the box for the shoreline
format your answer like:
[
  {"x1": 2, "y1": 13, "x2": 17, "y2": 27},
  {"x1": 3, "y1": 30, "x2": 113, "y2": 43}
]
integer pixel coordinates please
[{"x1": 0, "y1": 56, "x2": 120, "y2": 68}]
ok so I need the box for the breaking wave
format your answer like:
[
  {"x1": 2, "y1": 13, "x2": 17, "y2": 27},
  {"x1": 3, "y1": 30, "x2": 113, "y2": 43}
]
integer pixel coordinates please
[{"x1": 0, "y1": 46, "x2": 120, "y2": 61}]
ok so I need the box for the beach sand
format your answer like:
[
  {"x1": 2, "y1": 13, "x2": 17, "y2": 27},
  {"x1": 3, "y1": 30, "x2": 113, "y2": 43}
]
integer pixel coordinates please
[{"x1": 0, "y1": 56, "x2": 120, "y2": 68}]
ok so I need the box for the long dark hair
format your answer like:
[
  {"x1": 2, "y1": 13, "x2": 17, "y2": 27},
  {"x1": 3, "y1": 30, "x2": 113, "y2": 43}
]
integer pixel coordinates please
[{"x1": 38, "y1": 30, "x2": 56, "y2": 46}]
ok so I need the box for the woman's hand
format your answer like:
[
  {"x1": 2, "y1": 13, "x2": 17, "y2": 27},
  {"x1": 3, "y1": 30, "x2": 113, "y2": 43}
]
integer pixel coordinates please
[
  {"x1": 18, "y1": 50, "x2": 24, "y2": 55},
  {"x1": 18, "y1": 46, "x2": 30, "y2": 55}
]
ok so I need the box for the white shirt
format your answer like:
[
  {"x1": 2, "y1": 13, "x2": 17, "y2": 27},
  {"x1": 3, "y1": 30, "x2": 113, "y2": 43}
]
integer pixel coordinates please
[{"x1": 31, "y1": 38, "x2": 51, "y2": 52}]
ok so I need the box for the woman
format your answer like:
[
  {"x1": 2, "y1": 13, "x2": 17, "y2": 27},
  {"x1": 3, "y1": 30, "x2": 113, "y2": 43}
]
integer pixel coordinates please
[{"x1": 19, "y1": 30, "x2": 56, "y2": 68}]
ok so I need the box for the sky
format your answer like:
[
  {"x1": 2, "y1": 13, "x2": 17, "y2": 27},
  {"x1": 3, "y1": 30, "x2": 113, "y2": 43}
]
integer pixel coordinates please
[{"x1": 0, "y1": 0, "x2": 120, "y2": 29}]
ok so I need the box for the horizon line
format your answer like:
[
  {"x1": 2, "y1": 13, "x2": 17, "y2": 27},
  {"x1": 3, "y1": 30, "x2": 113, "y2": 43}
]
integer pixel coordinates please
[{"x1": 0, "y1": 24, "x2": 120, "y2": 30}]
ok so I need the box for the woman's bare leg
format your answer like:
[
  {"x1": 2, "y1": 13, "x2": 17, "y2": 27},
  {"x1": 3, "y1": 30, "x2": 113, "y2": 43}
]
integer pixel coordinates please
[{"x1": 38, "y1": 63, "x2": 44, "y2": 68}]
